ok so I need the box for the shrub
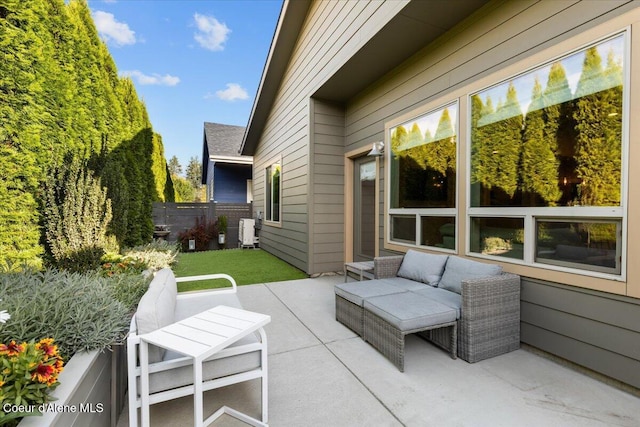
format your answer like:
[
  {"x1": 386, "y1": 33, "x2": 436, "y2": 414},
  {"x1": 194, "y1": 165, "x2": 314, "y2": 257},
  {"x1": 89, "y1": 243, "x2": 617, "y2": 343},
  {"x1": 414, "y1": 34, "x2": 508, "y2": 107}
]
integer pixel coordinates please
[
  {"x1": 0, "y1": 270, "x2": 148, "y2": 359},
  {"x1": 178, "y1": 216, "x2": 217, "y2": 252},
  {"x1": 122, "y1": 240, "x2": 179, "y2": 271},
  {"x1": 43, "y1": 156, "x2": 115, "y2": 272}
]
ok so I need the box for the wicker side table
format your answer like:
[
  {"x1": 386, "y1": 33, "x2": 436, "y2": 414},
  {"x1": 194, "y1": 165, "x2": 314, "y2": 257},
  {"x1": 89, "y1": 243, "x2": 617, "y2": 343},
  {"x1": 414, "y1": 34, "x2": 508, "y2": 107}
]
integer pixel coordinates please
[{"x1": 344, "y1": 261, "x2": 375, "y2": 282}]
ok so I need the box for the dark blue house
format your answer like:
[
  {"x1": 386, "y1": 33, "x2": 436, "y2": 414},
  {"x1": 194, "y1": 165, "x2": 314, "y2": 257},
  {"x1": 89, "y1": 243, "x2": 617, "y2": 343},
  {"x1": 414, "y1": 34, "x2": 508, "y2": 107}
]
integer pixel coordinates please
[{"x1": 201, "y1": 122, "x2": 253, "y2": 203}]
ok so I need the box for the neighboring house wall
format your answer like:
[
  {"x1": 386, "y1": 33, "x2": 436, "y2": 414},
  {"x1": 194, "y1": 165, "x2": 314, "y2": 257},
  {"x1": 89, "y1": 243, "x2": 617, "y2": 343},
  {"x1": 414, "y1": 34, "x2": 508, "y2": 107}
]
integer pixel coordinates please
[
  {"x1": 253, "y1": 0, "x2": 408, "y2": 273},
  {"x1": 213, "y1": 163, "x2": 252, "y2": 203}
]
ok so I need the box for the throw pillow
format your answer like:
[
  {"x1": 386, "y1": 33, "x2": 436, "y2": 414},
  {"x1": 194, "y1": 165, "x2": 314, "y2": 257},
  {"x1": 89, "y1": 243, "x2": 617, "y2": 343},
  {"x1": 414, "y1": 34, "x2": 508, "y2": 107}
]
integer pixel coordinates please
[
  {"x1": 136, "y1": 268, "x2": 177, "y2": 362},
  {"x1": 439, "y1": 256, "x2": 502, "y2": 294},
  {"x1": 397, "y1": 250, "x2": 449, "y2": 287}
]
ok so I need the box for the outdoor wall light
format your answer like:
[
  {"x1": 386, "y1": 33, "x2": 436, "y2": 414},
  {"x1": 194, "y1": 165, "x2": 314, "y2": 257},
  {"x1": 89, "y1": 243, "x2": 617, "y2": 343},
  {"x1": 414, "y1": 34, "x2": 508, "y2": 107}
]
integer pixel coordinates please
[{"x1": 367, "y1": 141, "x2": 385, "y2": 157}]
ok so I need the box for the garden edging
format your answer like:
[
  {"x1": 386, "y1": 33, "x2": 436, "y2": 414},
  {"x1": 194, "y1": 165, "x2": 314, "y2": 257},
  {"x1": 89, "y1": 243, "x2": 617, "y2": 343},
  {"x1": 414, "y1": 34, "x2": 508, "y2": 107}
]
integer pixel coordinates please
[{"x1": 17, "y1": 346, "x2": 121, "y2": 427}]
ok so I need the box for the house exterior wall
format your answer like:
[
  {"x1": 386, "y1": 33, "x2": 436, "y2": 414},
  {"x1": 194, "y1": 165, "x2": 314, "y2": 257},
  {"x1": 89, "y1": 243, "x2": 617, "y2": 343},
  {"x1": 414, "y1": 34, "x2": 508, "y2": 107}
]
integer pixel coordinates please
[
  {"x1": 252, "y1": 0, "x2": 408, "y2": 273},
  {"x1": 309, "y1": 99, "x2": 346, "y2": 274},
  {"x1": 339, "y1": 0, "x2": 640, "y2": 388},
  {"x1": 213, "y1": 163, "x2": 252, "y2": 203}
]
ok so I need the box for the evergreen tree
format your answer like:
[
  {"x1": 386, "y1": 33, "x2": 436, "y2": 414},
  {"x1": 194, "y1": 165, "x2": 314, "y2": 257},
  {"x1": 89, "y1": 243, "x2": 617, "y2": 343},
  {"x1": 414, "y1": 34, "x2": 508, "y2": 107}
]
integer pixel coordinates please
[
  {"x1": 429, "y1": 108, "x2": 456, "y2": 175},
  {"x1": 168, "y1": 155, "x2": 183, "y2": 176},
  {"x1": 390, "y1": 125, "x2": 408, "y2": 157},
  {"x1": 493, "y1": 83, "x2": 523, "y2": 198},
  {"x1": 44, "y1": 156, "x2": 113, "y2": 272},
  {"x1": 0, "y1": 0, "x2": 174, "y2": 267},
  {"x1": 0, "y1": 0, "x2": 47, "y2": 268},
  {"x1": 573, "y1": 46, "x2": 622, "y2": 206},
  {"x1": 521, "y1": 76, "x2": 561, "y2": 205}
]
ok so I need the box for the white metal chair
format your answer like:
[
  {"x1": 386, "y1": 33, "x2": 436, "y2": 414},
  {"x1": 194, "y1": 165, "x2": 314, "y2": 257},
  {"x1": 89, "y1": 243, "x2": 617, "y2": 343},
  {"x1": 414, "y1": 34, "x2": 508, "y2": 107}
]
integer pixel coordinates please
[{"x1": 126, "y1": 271, "x2": 268, "y2": 427}]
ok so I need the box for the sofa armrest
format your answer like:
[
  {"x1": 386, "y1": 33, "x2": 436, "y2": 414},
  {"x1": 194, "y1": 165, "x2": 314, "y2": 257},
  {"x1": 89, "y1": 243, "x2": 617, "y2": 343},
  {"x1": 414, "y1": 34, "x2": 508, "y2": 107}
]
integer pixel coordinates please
[
  {"x1": 460, "y1": 273, "x2": 520, "y2": 322},
  {"x1": 374, "y1": 256, "x2": 404, "y2": 279}
]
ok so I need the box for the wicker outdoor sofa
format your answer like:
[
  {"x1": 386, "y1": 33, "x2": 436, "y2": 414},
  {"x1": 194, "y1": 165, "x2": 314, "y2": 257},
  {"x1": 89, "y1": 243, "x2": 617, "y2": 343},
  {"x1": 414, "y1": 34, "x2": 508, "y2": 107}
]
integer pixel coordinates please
[{"x1": 335, "y1": 251, "x2": 521, "y2": 370}]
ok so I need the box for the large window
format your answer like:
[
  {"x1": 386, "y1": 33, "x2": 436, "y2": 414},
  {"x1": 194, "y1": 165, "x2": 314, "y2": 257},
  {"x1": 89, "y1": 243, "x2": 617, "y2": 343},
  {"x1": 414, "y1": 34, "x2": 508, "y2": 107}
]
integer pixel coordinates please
[
  {"x1": 468, "y1": 34, "x2": 626, "y2": 275},
  {"x1": 265, "y1": 161, "x2": 281, "y2": 222},
  {"x1": 388, "y1": 103, "x2": 457, "y2": 250}
]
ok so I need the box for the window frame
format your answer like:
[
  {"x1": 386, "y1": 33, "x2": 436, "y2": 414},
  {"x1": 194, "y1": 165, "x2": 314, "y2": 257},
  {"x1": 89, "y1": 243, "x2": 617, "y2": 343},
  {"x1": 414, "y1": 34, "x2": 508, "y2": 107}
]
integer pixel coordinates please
[
  {"x1": 465, "y1": 30, "x2": 630, "y2": 281},
  {"x1": 264, "y1": 157, "x2": 282, "y2": 225},
  {"x1": 386, "y1": 100, "x2": 460, "y2": 253}
]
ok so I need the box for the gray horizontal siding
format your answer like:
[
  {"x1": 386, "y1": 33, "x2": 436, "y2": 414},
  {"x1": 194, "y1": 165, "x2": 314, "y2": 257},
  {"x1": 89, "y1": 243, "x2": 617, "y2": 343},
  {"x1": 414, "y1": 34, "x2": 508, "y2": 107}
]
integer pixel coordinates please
[
  {"x1": 309, "y1": 98, "x2": 345, "y2": 274},
  {"x1": 254, "y1": 0, "x2": 407, "y2": 273},
  {"x1": 338, "y1": 0, "x2": 638, "y2": 388},
  {"x1": 521, "y1": 278, "x2": 640, "y2": 389}
]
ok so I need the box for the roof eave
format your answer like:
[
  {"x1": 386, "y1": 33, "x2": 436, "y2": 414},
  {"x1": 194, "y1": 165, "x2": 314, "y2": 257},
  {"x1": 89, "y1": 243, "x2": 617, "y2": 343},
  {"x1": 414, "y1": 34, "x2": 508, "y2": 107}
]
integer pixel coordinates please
[{"x1": 241, "y1": 0, "x2": 312, "y2": 156}]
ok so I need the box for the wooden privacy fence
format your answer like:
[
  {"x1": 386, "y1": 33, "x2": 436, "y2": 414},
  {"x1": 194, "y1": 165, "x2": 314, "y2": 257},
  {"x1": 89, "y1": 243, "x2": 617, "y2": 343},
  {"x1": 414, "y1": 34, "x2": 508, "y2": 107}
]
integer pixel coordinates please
[{"x1": 152, "y1": 202, "x2": 253, "y2": 249}]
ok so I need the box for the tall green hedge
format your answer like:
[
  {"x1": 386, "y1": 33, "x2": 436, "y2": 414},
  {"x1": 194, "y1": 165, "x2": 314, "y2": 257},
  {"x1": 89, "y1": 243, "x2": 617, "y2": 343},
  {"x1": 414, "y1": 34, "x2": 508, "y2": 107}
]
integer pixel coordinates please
[{"x1": 0, "y1": 0, "x2": 174, "y2": 268}]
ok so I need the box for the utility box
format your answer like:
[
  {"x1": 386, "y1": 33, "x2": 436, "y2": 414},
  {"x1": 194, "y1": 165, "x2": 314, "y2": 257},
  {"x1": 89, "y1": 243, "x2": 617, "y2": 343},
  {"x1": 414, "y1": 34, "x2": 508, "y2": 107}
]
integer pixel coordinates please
[{"x1": 239, "y1": 219, "x2": 259, "y2": 248}]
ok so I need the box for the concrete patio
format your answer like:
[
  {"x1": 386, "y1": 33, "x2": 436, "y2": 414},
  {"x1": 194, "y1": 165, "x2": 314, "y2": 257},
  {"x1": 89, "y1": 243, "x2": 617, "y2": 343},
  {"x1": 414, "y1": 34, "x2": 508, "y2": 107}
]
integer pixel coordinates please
[{"x1": 118, "y1": 275, "x2": 640, "y2": 427}]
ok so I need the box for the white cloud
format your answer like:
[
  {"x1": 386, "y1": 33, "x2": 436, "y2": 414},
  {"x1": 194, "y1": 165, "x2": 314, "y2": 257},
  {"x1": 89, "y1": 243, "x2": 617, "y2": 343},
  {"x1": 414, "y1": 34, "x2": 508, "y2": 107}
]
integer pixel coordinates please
[
  {"x1": 93, "y1": 11, "x2": 136, "y2": 46},
  {"x1": 215, "y1": 83, "x2": 249, "y2": 101},
  {"x1": 121, "y1": 70, "x2": 180, "y2": 86},
  {"x1": 193, "y1": 13, "x2": 230, "y2": 51}
]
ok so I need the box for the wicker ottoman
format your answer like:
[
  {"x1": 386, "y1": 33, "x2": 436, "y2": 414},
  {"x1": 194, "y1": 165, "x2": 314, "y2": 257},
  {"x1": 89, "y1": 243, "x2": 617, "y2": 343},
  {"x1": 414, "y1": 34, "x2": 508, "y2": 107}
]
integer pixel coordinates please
[
  {"x1": 334, "y1": 281, "x2": 410, "y2": 336},
  {"x1": 363, "y1": 292, "x2": 458, "y2": 372}
]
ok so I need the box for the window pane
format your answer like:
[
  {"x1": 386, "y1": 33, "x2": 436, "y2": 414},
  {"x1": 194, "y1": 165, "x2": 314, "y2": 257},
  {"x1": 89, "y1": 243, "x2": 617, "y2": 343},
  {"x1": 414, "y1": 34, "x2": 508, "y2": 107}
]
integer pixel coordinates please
[
  {"x1": 536, "y1": 220, "x2": 619, "y2": 273},
  {"x1": 390, "y1": 105, "x2": 457, "y2": 209},
  {"x1": 265, "y1": 167, "x2": 272, "y2": 220},
  {"x1": 272, "y1": 163, "x2": 280, "y2": 222},
  {"x1": 390, "y1": 215, "x2": 416, "y2": 243},
  {"x1": 420, "y1": 216, "x2": 455, "y2": 250},
  {"x1": 470, "y1": 35, "x2": 624, "y2": 208},
  {"x1": 265, "y1": 162, "x2": 281, "y2": 222},
  {"x1": 470, "y1": 217, "x2": 524, "y2": 259}
]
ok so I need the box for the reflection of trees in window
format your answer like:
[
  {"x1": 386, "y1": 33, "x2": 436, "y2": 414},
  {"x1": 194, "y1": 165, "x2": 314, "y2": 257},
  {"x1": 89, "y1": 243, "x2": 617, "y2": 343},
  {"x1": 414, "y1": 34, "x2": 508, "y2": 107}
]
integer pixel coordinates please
[
  {"x1": 471, "y1": 83, "x2": 523, "y2": 205},
  {"x1": 266, "y1": 163, "x2": 280, "y2": 221},
  {"x1": 574, "y1": 47, "x2": 622, "y2": 207},
  {"x1": 390, "y1": 107, "x2": 456, "y2": 208},
  {"x1": 471, "y1": 36, "x2": 623, "y2": 208}
]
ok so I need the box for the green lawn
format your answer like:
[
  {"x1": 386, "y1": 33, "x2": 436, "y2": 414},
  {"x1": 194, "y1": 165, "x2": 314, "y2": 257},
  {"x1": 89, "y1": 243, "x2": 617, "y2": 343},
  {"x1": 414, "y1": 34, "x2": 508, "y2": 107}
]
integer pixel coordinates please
[{"x1": 172, "y1": 249, "x2": 308, "y2": 292}]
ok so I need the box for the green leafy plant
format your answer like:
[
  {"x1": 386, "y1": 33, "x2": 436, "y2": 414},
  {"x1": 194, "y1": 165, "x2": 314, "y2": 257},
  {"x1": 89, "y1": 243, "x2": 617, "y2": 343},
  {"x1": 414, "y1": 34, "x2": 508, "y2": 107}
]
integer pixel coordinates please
[
  {"x1": 0, "y1": 270, "x2": 148, "y2": 359},
  {"x1": 178, "y1": 216, "x2": 217, "y2": 252},
  {"x1": 217, "y1": 215, "x2": 228, "y2": 235},
  {"x1": 0, "y1": 338, "x2": 65, "y2": 427},
  {"x1": 121, "y1": 240, "x2": 179, "y2": 271},
  {"x1": 43, "y1": 155, "x2": 115, "y2": 272}
]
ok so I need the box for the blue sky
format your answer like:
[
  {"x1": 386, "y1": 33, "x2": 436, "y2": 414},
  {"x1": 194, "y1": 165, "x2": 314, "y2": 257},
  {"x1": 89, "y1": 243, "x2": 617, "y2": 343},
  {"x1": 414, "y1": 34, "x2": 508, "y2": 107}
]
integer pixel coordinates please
[{"x1": 86, "y1": 0, "x2": 283, "y2": 173}]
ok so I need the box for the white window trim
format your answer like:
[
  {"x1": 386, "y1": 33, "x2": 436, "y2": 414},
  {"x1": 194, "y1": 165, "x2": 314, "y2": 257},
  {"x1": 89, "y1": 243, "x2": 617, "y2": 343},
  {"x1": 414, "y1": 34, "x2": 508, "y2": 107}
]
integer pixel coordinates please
[
  {"x1": 264, "y1": 156, "x2": 282, "y2": 226},
  {"x1": 464, "y1": 30, "x2": 631, "y2": 281},
  {"x1": 386, "y1": 100, "x2": 460, "y2": 253}
]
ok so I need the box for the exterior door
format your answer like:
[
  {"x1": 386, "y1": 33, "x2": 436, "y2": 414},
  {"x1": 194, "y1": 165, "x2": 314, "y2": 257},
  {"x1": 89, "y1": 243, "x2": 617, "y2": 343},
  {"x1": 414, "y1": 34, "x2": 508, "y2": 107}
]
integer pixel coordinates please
[{"x1": 353, "y1": 157, "x2": 376, "y2": 261}]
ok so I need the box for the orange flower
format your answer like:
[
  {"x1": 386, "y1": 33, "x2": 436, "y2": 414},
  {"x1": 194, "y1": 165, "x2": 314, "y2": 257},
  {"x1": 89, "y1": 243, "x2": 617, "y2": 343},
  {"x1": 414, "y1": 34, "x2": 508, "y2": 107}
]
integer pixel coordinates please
[
  {"x1": 36, "y1": 338, "x2": 58, "y2": 359},
  {"x1": 32, "y1": 363, "x2": 55, "y2": 384},
  {"x1": 53, "y1": 359, "x2": 64, "y2": 374},
  {"x1": 0, "y1": 340, "x2": 25, "y2": 356}
]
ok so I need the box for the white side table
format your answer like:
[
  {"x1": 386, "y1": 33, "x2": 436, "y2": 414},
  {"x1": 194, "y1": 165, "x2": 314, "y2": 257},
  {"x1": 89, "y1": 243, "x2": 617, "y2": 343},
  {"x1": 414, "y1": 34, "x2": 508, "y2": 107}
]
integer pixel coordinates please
[
  {"x1": 139, "y1": 305, "x2": 271, "y2": 427},
  {"x1": 344, "y1": 261, "x2": 375, "y2": 282}
]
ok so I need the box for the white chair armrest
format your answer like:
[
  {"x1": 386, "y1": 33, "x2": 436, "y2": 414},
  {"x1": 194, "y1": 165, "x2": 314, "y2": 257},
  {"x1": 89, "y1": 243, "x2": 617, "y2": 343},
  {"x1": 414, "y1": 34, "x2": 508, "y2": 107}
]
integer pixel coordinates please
[{"x1": 174, "y1": 273, "x2": 237, "y2": 293}]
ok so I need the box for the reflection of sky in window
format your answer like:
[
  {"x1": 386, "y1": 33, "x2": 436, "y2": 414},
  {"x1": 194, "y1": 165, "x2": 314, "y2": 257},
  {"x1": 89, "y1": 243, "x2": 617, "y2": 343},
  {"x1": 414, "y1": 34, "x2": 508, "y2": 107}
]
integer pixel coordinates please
[
  {"x1": 475, "y1": 34, "x2": 624, "y2": 117},
  {"x1": 390, "y1": 103, "x2": 457, "y2": 139}
]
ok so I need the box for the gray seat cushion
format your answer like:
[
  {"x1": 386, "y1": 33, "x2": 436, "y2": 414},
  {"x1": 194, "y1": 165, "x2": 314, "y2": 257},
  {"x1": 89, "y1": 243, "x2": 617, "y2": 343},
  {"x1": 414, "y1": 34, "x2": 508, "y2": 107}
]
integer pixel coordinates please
[
  {"x1": 378, "y1": 277, "x2": 430, "y2": 291},
  {"x1": 364, "y1": 292, "x2": 457, "y2": 331},
  {"x1": 439, "y1": 256, "x2": 502, "y2": 294},
  {"x1": 396, "y1": 250, "x2": 449, "y2": 286},
  {"x1": 335, "y1": 280, "x2": 408, "y2": 306},
  {"x1": 410, "y1": 287, "x2": 462, "y2": 318}
]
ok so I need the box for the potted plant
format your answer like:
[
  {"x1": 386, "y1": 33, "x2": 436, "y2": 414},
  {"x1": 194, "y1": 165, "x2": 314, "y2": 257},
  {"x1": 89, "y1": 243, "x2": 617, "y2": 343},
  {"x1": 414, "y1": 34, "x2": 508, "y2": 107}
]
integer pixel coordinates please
[{"x1": 217, "y1": 215, "x2": 228, "y2": 247}]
